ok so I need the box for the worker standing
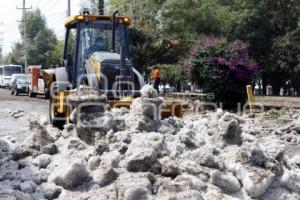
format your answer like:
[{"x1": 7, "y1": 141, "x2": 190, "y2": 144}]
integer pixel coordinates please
[{"x1": 152, "y1": 66, "x2": 161, "y2": 93}]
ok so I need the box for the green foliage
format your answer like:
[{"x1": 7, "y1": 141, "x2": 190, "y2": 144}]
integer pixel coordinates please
[
  {"x1": 159, "y1": 0, "x2": 238, "y2": 39},
  {"x1": 109, "y1": 0, "x2": 241, "y2": 74},
  {"x1": 60, "y1": 0, "x2": 300, "y2": 96},
  {"x1": 110, "y1": 0, "x2": 166, "y2": 31},
  {"x1": 4, "y1": 9, "x2": 58, "y2": 68},
  {"x1": 110, "y1": 0, "x2": 186, "y2": 71},
  {"x1": 269, "y1": 28, "x2": 300, "y2": 93},
  {"x1": 157, "y1": 64, "x2": 186, "y2": 86},
  {"x1": 271, "y1": 28, "x2": 300, "y2": 73},
  {"x1": 27, "y1": 28, "x2": 58, "y2": 67},
  {"x1": 129, "y1": 28, "x2": 182, "y2": 72},
  {"x1": 48, "y1": 40, "x2": 64, "y2": 67},
  {"x1": 229, "y1": 0, "x2": 300, "y2": 67},
  {"x1": 3, "y1": 43, "x2": 24, "y2": 65},
  {"x1": 20, "y1": 10, "x2": 46, "y2": 41},
  {"x1": 80, "y1": 0, "x2": 99, "y2": 14}
]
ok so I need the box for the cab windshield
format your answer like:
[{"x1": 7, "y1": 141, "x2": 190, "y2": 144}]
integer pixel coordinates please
[{"x1": 76, "y1": 20, "x2": 128, "y2": 80}]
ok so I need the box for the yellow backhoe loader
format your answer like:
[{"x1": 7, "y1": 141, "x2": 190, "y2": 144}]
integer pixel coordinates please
[{"x1": 46, "y1": 10, "x2": 182, "y2": 128}]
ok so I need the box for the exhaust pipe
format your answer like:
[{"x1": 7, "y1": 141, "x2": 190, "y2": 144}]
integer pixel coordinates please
[
  {"x1": 112, "y1": 10, "x2": 119, "y2": 53},
  {"x1": 98, "y1": 0, "x2": 104, "y2": 15}
]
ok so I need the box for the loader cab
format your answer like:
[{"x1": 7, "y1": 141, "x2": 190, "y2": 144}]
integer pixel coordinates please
[{"x1": 63, "y1": 13, "x2": 131, "y2": 88}]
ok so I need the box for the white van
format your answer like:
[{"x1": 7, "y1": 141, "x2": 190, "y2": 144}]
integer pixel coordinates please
[{"x1": 0, "y1": 65, "x2": 23, "y2": 88}]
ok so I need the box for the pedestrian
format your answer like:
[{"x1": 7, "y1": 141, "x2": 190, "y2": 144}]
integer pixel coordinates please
[
  {"x1": 254, "y1": 83, "x2": 259, "y2": 95},
  {"x1": 285, "y1": 80, "x2": 291, "y2": 96},
  {"x1": 151, "y1": 66, "x2": 161, "y2": 93},
  {"x1": 291, "y1": 88, "x2": 295, "y2": 96},
  {"x1": 266, "y1": 84, "x2": 273, "y2": 96},
  {"x1": 280, "y1": 87, "x2": 284, "y2": 96}
]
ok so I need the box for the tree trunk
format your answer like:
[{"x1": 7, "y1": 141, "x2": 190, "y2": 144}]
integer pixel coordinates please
[{"x1": 176, "y1": 81, "x2": 181, "y2": 92}]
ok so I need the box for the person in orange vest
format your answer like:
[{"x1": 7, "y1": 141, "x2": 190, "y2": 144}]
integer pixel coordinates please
[{"x1": 151, "y1": 66, "x2": 161, "y2": 93}]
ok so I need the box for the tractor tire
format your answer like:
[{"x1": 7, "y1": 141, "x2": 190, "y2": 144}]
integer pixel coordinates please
[{"x1": 49, "y1": 98, "x2": 66, "y2": 130}]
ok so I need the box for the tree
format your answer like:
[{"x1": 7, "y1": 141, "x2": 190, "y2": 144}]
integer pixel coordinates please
[
  {"x1": 109, "y1": 0, "x2": 240, "y2": 73},
  {"x1": 48, "y1": 40, "x2": 64, "y2": 67},
  {"x1": 158, "y1": 0, "x2": 238, "y2": 39},
  {"x1": 271, "y1": 28, "x2": 300, "y2": 73},
  {"x1": 109, "y1": 0, "x2": 186, "y2": 72},
  {"x1": 229, "y1": 0, "x2": 299, "y2": 62},
  {"x1": 227, "y1": 0, "x2": 300, "y2": 94},
  {"x1": 158, "y1": 64, "x2": 186, "y2": 88},
  {"x1": 270, "y1": 28, "x2": 300, "y2": 94},
  {"x1": 106, "y1": 0, "x2": 300, "y2": 96},
  {"x1": 3, "y1": 42, "x2": 24, "y2": 65},
  {"x1": 15, "y1": 9, "x2": 58, "y2": 68},
  {"x1": 129, "y1": 28, "x2": 182, "y2": 72},
  {"x1": 80, "y1": 0, "x2": 98, "y2": 14},
  {"x1": 27, "y1": 28, "x2": 58, "y2": 67}
]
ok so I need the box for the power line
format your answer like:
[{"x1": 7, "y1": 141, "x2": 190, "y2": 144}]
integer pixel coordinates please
[
  {"x1": 41, "y1": 0, "x2": 60, "y2": 15},
  {"x1": 0, "y1": 23, "x2": 2, "y2": 60},
  {"x1": 46, "y1": 12, "x2": 66, "y2": 22},
  {"x1": 17, "y1": 0, "x2": 32, "y2": 69},
  {"x1": 26, "y1": 29, "x2": 65, "y2": 47}
]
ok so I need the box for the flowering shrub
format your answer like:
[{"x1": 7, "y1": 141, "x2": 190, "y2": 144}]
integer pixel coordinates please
[
  {"x1": 180, "y1": 43, "x2": 199, "y2": 78},
  {"x1": 191, "y1": 37, "x2": 259, "y2": 109}
]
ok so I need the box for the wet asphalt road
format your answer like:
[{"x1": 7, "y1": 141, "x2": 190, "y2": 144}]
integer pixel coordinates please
[{"x1": 0, "y1": 88, "x2": 48, "y2": 143}]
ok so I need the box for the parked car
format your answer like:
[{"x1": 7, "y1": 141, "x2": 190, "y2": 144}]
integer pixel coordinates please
[
  {"x1": 10, "y1": 75, "x2": 29, "y2": 96},
  {"x1": 9, "y1": 74, "x2": 26, "y2": 90}
]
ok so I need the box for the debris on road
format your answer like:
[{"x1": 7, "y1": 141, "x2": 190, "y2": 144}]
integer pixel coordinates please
[
  {"x1": 9, "y1": 109, "x2": 25, "y2": 118},
  {"x1": 0, "y1": 86, "x2": 300, "y2": 199}
]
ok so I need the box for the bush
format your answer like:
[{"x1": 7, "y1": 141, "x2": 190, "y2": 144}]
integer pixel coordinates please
[
  {"x1": 158, "y1": 64, "x2": 186, "y2": 86},
  {"x1": 191, "y1": 37, "x2": 259, "y2": 109}
]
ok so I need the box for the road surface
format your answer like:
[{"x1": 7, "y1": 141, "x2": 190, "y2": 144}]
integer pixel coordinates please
[
  {"x1": 0, "y1": 88, "x2": 48, "y2": 143},
  {"x1": 256, "y1": 96, "x2": 300, "y2": 109}
]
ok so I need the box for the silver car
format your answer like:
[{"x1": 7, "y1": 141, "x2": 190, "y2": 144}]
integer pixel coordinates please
[{"x1": 10, "y1": 75, "x2": 29, "y2": 96}]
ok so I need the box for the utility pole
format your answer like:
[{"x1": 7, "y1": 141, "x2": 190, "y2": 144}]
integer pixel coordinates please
[
  {"x1": 98, "y1": 0, "x2": 104, "y2": 15},
  {"x1": 17, "y1": 0, "x2": 32, "y2": 70},
  {"x1": 67, "y1": 0, "x2": 71, "y2": 16},
  {"x1": 0, "y1": 36, "x2": 3, "y2": 63},
  {"x1": 0, "y1": 23, "x2": 3, "y2": 63}
]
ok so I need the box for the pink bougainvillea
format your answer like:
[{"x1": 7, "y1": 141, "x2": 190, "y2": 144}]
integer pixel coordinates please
[
  {"x1": 190, "y1": 37, "x2": 259, "y2": 108},
  {"x1": 198, "y1": 37, "x2": 259, "y2": 82}
]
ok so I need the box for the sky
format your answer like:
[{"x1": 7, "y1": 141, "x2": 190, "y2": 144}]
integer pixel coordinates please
[{"x1": 0, "y1": 0, "x2": 82, "y2": 56}]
